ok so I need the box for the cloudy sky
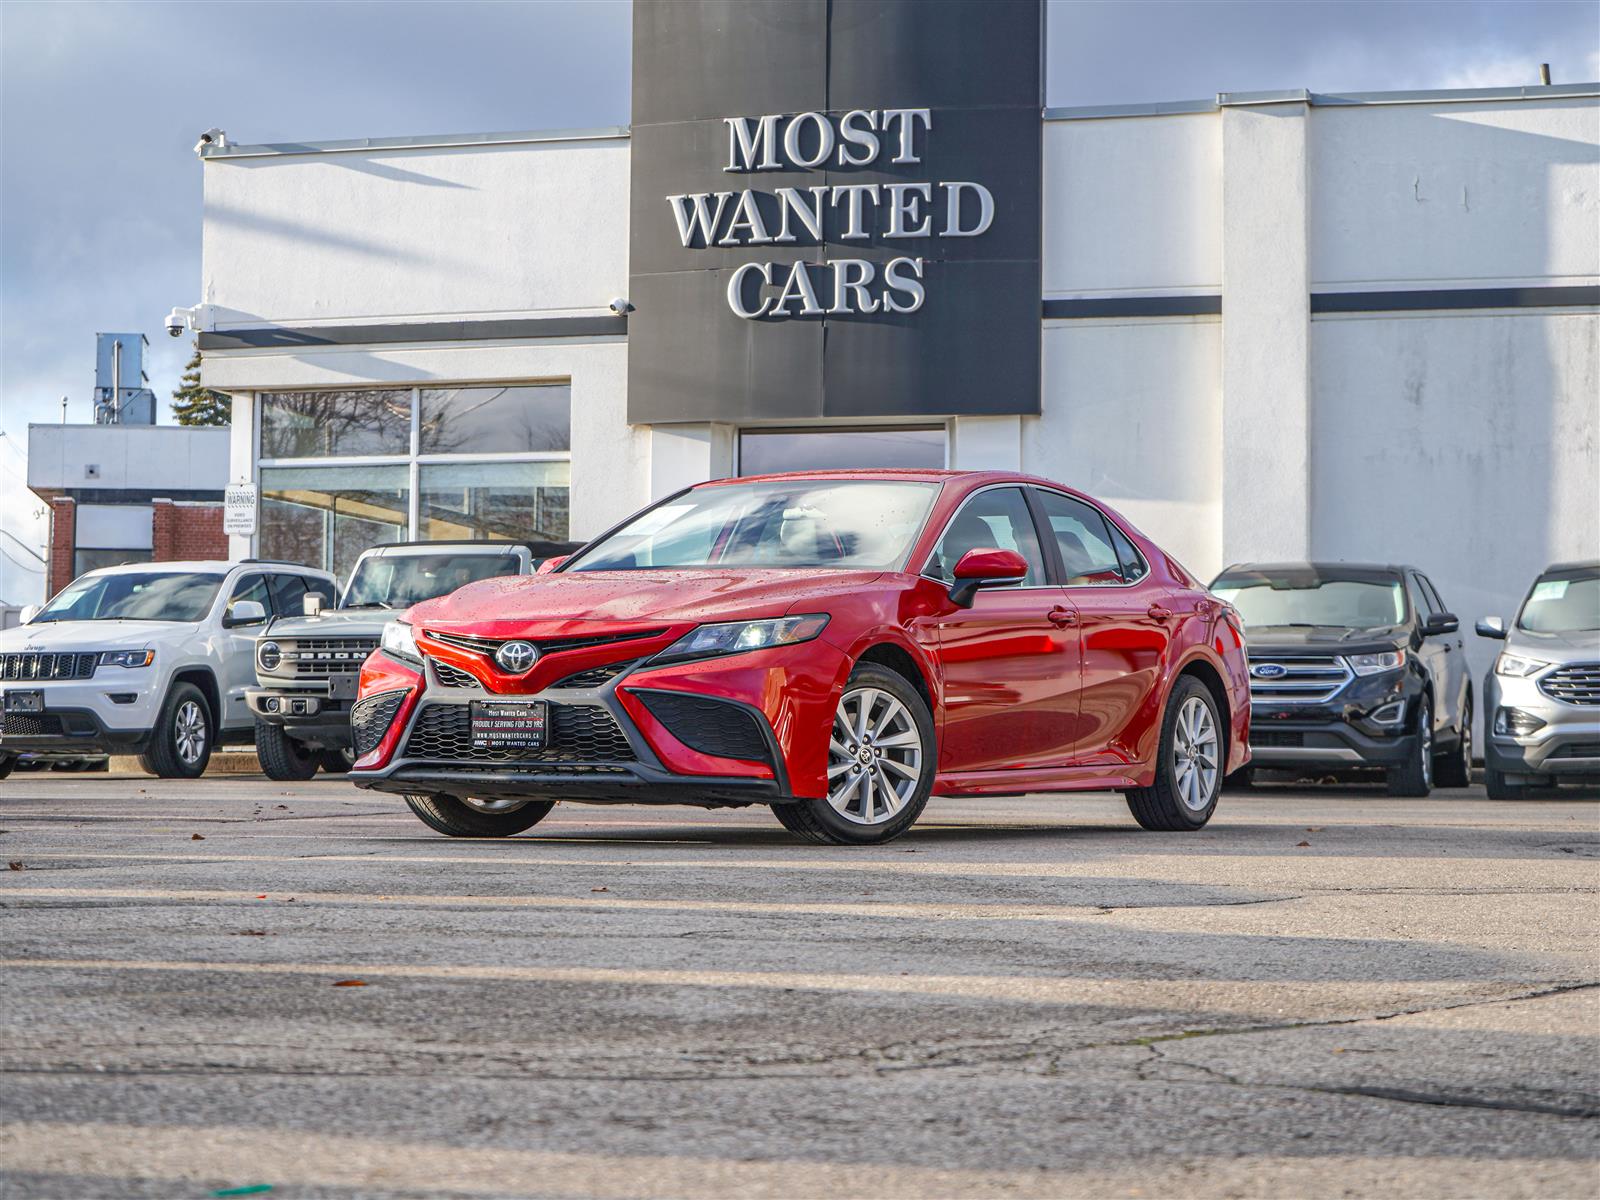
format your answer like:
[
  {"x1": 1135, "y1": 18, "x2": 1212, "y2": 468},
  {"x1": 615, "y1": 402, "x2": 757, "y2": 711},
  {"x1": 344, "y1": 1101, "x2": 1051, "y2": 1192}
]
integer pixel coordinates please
[{"x1": 1, "y1": 0, "x2": 1596, "y2": 597}]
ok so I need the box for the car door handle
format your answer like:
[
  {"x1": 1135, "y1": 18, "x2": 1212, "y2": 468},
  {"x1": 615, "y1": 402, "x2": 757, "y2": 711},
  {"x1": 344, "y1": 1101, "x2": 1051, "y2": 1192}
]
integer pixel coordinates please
[
  {"x1": 1047, "y1": 606, "x2": 1078, "y2": 628},
  {"x1": 1147, "y1": 604, "x2": 1173, "y2": 621}
]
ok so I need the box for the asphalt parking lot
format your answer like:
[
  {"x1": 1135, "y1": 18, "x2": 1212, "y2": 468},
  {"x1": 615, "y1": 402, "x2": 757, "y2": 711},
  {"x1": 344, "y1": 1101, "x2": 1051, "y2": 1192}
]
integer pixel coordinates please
[{"x1": 0, "y1": 771, "x2": 1595, "y2": 1199}]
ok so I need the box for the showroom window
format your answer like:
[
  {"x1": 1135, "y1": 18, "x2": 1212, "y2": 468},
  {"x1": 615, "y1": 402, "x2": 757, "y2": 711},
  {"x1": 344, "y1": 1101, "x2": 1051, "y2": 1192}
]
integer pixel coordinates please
[
  {"x1": 738, "y1": 426, "x2": 945, "y2": 476},
  {"x1": 257, "y1": 384, "x2": 572, "y2": 579}
]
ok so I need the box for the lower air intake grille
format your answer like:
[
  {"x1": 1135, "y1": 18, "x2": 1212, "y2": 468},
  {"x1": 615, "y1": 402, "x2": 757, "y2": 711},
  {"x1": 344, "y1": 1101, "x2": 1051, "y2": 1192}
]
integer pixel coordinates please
[
  {"x1": 1, "y1": 713, "x2": 66, "y2": 739},
  {"x1": 351, "y1": 690, "x2": 406, "y2": 759},
  {"x1": 551, "y1": 660, "x2": 635, "y2": 689},
  {"x1": 636, "y1": 691, "x2": 771, "y2": 763},
  {"x1": 1252, "y1": 730, "x2": 1305, "y2": 748},
  {"x1": 429, "y1": 659, "x2": 479, "y2": 689},
  {"x1": 403, "y1": 702, "x2": 635, "y2": 764}
]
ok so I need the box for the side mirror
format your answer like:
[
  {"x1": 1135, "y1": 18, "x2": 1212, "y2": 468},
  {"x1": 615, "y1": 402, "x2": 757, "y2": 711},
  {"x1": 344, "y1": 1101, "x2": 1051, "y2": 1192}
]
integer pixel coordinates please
[
  {"x1": 536, "y1": 556, "x2": 568, "y2": 575},
  {"x1": 1475, "y1": 615, "x2": 1506, "y2": 640},
  {"x1": 1422, "y1": 612, "x2": 1459, "y2": 637},
  {"x1": 303, "y1": 594, "x2": 325, "y2": 617},
  {"x1": 226, "y1": 599, "x2": 267, "y2": 627},
  {"x1": 949, "y1": 548, "x2": 1028, "y2": 608},
  {"x1": 18, "y1": 605, "x2": 39, "y2": 625}
]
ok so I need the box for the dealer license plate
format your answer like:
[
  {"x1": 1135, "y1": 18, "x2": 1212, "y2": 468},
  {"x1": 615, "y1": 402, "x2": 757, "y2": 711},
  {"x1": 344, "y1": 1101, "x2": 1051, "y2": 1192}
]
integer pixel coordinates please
[
  {"x1": 329, "y1": 675, "x2": 359, "y2": 701},
  {"x1": 470, "y1": 700, "x2": 547, "y2": 752},
  {"x1": 3, "y1": 690, "x2": 44, "y2": 714}
]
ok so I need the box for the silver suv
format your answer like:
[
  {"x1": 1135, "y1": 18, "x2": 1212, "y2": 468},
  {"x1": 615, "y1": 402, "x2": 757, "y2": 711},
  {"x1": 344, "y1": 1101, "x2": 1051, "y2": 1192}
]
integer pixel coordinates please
[{"x1": 1477, "y1": 560, "x2": 1600, "y2": 798}]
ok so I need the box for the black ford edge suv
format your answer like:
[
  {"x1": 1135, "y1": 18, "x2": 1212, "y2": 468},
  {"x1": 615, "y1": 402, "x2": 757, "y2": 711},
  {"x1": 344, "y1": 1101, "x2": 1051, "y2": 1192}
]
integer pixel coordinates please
[{"x1": 1210, "y1": 563, "x2": 1472, "y2": 796}]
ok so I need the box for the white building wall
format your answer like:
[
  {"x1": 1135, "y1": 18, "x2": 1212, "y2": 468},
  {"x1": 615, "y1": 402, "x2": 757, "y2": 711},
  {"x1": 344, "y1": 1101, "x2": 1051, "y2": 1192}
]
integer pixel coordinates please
[
  {"x1": 201, "y1": 136, "x2": 631, "y2": 327},
  {"x1": 26, "y1": 424, "x2": 231, "y2": 493},
  {"x1": 1310, "y1": 99, "x2": 1600, "y2": 287},
  {"x1": 1029, "y1": 318, "x2": 1223, "y2": 576}
]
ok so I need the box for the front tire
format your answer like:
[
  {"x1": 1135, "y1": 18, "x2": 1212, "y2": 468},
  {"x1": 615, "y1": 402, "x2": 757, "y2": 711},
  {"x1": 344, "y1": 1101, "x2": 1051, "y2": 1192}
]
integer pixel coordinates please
[
  {"x1": 255, "y1": 721, "x2": 319, "y2": 781},
  {"x1": 1434, "y1": 694, "x2": 1472, "y2": 788},
  {"x1": 1126, "y1": 676, "x2": 1223, "y2": 830},
  {"x1": 317, "y1": 748, "x2": 355, "y2": 775},
  {"x1": 773, "y1": 662, "x2": 935, "y2": 846},
  {"x1": 138, "y1": 683, "x2": 213, "y2": 779},
  {"x1": 1386, "y1": 695, "x2": 1434, "y2": 797},
  {"x1": 404, "y1": 793, "x2": 555, "y2": 837},
  {"x1": 0, "y1": 755, "x2": 13, "y2": 780},
  {"x1": 1485, "y1": 766, "x2": 1532, "y2": 800}
]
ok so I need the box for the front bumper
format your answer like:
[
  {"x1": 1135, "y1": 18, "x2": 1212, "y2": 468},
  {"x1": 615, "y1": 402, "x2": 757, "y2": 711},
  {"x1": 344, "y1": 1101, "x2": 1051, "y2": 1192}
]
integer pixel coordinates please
[
  {"x1": 245, "y1": 686, "x2": 355, "y2": 749},
  {"x1": 0, "y1": 677, "x2": 161, "y2": 756},
  {"x1": 1483, "y1": 670, "x2": 1600, "y2": 782},
  {"x1": 348, "y1": 638, "x2": 852, "y2": 804},
  {"x1": 1247, "y1": 670, "x2": 1421, "y2": 770}
]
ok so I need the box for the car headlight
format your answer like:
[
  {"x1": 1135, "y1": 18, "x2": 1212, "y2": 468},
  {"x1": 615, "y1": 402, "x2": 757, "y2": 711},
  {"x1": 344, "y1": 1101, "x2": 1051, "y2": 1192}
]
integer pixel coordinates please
[
  {"x1": 654, "y1": 614, "x2": 830, "y2": 665},
  {"x1": 380, "y1": 620, "x2": 420, "y2": 664},
  {"x1": 1495, "y1": 653, "x2": 1550, "y2": 678},
  {"x1": 99, "y1": 649, "x2": 153, "y2": 669},
  {"x1": 1345, "y1": 649, "x2": 1404, "y2": 676},
  {"x1": 258, "y1": 641, "x2": 282, "y2": 671}
]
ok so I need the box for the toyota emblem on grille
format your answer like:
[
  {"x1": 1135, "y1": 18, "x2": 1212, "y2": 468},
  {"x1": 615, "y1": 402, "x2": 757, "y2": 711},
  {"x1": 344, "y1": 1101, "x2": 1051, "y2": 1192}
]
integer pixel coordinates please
[
  {"x1": 1251, "y1": 663, "x2": 1288, "y2": 679},
  {"x1": 494, "y1": 641, "x2": 540, "y2": 674}
]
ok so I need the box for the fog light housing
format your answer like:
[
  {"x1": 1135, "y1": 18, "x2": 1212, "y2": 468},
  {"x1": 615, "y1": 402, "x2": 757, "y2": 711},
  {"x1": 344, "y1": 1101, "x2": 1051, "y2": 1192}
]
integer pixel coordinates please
[
  {"x1": 1369, "y1": 700, "x2": 1406, "y2": 727},
  {"x1": 265, "y1": 697, "x2": 280, "y2": 714},
  {"x1": 1494, "y1": 706, "x2": 1545, "y2": 737}
]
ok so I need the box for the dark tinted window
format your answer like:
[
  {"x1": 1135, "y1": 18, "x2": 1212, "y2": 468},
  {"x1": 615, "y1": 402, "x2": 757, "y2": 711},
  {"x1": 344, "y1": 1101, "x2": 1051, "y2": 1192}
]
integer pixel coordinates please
[
  {"x1": 926, "y1": 487, "x2": 1046, "y2": 586},
  {"x1": 1417, "y1": 574, "x2": 1446, "y2": 615},
  {"x1": 227, "y1": 574, "x2": 273, "y2": 624},
  {"x1": 1108, "y1": 522, "x2": 1148, "y2": 583},
  {"x1": 268, "y1": 574, "x2": 308, "y2": 617},
  {"x1": 1033, "y1": 490, "x2": 1124, "y2": 586},
  {"x1": 303, "y1": 576, "x2": 337, "y2": 607}
]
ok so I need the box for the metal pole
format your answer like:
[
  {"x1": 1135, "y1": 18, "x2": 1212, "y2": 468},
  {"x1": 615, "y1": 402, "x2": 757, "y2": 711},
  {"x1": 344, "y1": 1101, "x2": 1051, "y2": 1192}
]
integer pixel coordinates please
[
  {"x1": 1540, "y1": 63, "x2": 1552, "y2": 85},
  {"x1": 110, "y1": 338, "x2": 122, "y2": 424}
]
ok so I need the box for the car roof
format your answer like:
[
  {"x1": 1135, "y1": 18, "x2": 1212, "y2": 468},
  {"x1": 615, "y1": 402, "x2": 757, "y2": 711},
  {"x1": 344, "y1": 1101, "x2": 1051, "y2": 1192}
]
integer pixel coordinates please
[
  {"x1": 1216, "y1": 561, "x2": 1411, "y2": 577},
  {"x1": 364, "y1": 541, "x2": 523, "y2": 558},
  {"x1": 79, "y1": 560, "x2": 234, "y2": 576},
  {"x1": 697, "y1": 468, "x2": 1079, "y2": 489},
  {"x1": 1542, "y1": 559, "x2": 1600, "y2": 574}
]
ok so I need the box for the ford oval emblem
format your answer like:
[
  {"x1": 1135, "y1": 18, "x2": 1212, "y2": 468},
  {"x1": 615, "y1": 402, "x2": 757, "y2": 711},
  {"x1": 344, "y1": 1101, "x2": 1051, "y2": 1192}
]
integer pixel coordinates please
[
  {"x1": 1251, "y1": 663, "x2": 1288, "y2": 679},
  {"x1": 494, "y1": 640, "x2": 540, "y2": 674}
]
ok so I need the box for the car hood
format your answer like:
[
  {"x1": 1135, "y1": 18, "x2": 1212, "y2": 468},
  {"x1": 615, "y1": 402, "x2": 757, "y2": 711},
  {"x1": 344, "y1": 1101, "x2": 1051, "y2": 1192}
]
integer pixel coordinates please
[
  {"x1": 1242, "y1": 625, "x2": 1407, "y2": 657},
  {"x1": 1505, "y1": 628, "x2": 1600, "y2": 661},
  {"x1": 0, "y1": 621, "x2": 160, "y2": 653},
  {"x1": 408, "y1": 568, "x2": 889, "y2": 637},
  {"x1": 266, "y1": 609, "x2": 390, "y2": 640}
]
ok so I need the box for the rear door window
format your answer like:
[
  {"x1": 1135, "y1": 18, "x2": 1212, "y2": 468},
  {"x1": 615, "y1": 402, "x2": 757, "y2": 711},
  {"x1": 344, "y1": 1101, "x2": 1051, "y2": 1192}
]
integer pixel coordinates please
[{"x1": 1031, "y1": 490, "x2": 1125, "y2": 586}]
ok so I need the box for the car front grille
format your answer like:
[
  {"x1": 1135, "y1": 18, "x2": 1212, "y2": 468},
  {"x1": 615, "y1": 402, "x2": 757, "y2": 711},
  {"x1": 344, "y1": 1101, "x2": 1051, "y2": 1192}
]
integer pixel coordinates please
[
  {"x1": 351, "y1": 689, "x2": 407, "y2": 759},
  {"x1": 271, "y1": 638, "x2": 379, "y2": 678},
  {"x1": 1551, "y1": 741, "x2": 1600, "y2": 760},
  {"x1": 1, "y1": 713, "x2": 66, "y2": 738},
  {"x1": 402, "y1": 702, "x2": 635, "y2": 765},
  {"x1": 1, "y1": 652, "x2": 98, "y2": 681},
  {"x1": 1540, "y1": 663, "x2": 1600, "y2": 707},
  {"x1": 636, "y1": 690, "x2": 771, "y2": 763},
  {"x1": 1247, "y1": 656, "x2": 1353, "y2": 704}
]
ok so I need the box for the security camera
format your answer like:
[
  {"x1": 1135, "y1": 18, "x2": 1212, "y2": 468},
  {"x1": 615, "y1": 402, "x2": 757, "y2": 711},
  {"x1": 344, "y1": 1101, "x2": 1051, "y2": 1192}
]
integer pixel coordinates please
[
  {"x1": 165, "y1": 307, "x2": 190, "y2": 338},
  {"x1": 608, "y1": 297, "x2": 633, "y2": 316},
  {"x1": 194, "y1": 127, "x2": 227, "y2": 155}
]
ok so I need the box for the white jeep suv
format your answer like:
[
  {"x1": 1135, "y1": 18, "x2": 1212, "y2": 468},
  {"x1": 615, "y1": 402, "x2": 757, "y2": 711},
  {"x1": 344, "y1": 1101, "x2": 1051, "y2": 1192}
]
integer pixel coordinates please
[{"x1": 0, "y1": 560, "x2": 336, "y2": 779}]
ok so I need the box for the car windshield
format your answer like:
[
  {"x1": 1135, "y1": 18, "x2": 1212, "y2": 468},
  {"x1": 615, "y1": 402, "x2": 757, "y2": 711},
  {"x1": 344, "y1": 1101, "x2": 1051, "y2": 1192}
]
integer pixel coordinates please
[
  {"x1": 32, "y1": 571, "x2": 226, "y2": 623},
  {"x1": 1212, "y1": 571, "x2": 1407, "y2": 630},
  {"x1": 342, "y1": 552, "x2": 520, "y2": 608},
  {"x1": 1517, "y1": 569, "x2": 1600, "y2": 633},
  {"x1": 566, "y1": 479, "x2": 939, "y2": 572}
]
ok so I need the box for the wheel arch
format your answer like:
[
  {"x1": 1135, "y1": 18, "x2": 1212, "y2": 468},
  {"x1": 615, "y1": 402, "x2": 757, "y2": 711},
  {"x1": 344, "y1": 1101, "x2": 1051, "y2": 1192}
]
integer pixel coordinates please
[
  {"x1": 1172, "y1": 653, "x2": 1232, "y2": 775},
  {"x1": 854, "y1": 640, "x2": 934, "y2": 716},
  {"x1": 168, "y1": 667, "x2": 221, "y2": 726}
]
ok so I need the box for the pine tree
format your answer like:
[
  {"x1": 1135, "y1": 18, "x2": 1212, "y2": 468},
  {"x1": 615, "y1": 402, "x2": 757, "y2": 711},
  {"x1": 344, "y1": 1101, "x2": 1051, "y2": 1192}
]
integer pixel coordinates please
[{"x1": 170, "y1": 343, "x2": 231, "y2": 426}]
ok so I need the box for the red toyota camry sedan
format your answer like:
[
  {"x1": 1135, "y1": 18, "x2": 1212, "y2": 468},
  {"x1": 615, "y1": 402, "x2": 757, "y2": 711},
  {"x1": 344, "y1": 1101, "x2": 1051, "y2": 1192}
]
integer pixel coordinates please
[{"x1": 349, "y1": 470, "x2": 1251, "y2": 844}]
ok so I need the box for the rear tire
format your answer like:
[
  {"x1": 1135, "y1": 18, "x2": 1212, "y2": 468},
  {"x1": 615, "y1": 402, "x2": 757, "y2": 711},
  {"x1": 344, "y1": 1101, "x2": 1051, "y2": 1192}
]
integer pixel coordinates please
[
  {"x1": 1434, "y1": 694, "x2": 1472, "y2": 788},
  {"x1": 404, "y1": 792, "x2": 555, "y2": 837},
  {"x1": 0, "y1": 755, "x2": 13, "y2": 780},
  {"x1": 1386, "y1": 696, "x2": 1433, "y2": 797},
  {"x1": 1224, "y1": 766, "x2": 1256, "y2": 791},
  {"x1": 138, "y1": 683, "x2": 213, "y2": 779},
  {"x1": 317, "y1": 748, "x2": 355, "y2": 775},
  {"x1": 255, "y1": 721, "x2": 319, "y2": 781},
  {"x1": 773, "y1": 662, "x2": 934, "y2": 846},
  {"x1": 1126, "y1": 676, "x2": 1223, "y2": 831},
  {"x1": 1485, "y1": 766, "x2": 1532, "y2": 800}
]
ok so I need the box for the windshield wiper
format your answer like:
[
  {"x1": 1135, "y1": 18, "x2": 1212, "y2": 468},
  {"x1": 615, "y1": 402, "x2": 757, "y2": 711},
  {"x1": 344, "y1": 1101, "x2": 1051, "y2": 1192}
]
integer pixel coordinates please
[{"x1": 343, "y1": 601, "x2": 392, "y2": 610}]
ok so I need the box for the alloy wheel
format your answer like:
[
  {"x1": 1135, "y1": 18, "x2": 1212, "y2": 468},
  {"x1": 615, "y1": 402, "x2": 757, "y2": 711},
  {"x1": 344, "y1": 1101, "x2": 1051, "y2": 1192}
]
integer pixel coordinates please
[
  {"x1": 461, "y1": 796, "x2": 527, "y2": 814},
  {"x1": 1419, "y1": 701, "x2": 1433, "y2": 789},
  {"x1": 1171, "y1": 695, "x2": 1219, "y2": 812},
  {"x1": 174, "y1": 700, "x2": 207, "y2": 765},
  {"x1": 826, "y1": 686, "x2": 924, "y2": 825}
]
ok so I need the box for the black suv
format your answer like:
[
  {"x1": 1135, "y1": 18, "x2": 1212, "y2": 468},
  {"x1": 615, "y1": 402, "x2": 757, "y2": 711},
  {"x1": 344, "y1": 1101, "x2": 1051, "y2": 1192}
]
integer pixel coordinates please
[{"x1": 1210, "y1": 563, "x2": 1473, "y2": 796}]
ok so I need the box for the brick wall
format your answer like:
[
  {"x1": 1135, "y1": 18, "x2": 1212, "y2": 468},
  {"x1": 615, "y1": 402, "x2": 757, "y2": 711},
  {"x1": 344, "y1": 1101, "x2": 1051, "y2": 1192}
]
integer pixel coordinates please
[
  {"x1": 47, "y1": 497, "x2": 76, "y2": 598},
  {"x1": 152, "y1": 499, "x2": 227, "y2": 562}
]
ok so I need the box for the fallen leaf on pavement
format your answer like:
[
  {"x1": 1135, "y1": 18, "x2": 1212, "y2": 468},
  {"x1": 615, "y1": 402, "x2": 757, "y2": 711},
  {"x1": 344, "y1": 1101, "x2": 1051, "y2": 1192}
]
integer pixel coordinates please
[
  {"x1": 1306, "y1": 827, "x2": 1324, "y2": 832},
  {"x1": 1295, "y1": 840, "x2": 1312, "y2": 848},
  {"x1": 191, "y1": 833, "x2": 205, "y2": 841},
  {"x1": 332, "y1": 979, "x2": 367, "y2": 988},
  {"x1": 591, "y1": 886, "x2": 609, "y2": 893},
  {"x1": 7, "y1": 861, "x2": 23, "y2": 871},
  {"x1": 231, "y1": 930, "x2": 269, "y2": 937}
]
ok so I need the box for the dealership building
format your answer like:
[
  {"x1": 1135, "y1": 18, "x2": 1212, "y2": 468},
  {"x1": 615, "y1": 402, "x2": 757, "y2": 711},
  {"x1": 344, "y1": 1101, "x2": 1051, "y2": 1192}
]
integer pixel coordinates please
[{"x1": 191, "y1": 1, "x2": 1598, "y2": 686}]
